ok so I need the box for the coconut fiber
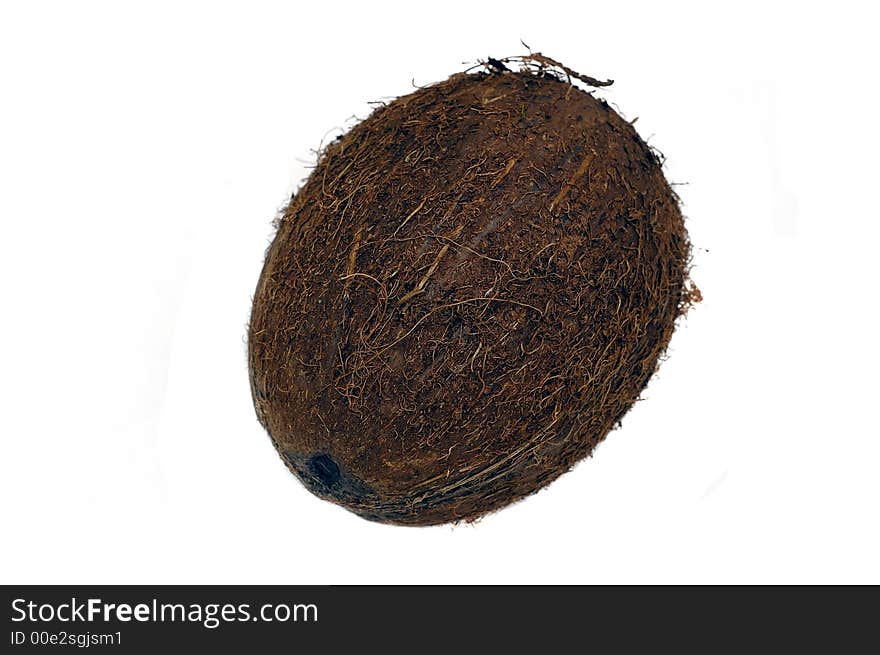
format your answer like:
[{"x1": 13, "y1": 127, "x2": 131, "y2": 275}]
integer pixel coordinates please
[{"x1": 248, "y1": 55, "x2": 694, "y2": 525}]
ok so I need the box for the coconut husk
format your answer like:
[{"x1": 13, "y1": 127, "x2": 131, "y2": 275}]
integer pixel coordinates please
[{"x1": 248, "y1": 55, "x2": 695, "y2": 525}]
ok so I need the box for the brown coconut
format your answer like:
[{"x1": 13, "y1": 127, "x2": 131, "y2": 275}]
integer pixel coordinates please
[{"x1": 248, "y1": 55, "x2": 694, "y2": 526}]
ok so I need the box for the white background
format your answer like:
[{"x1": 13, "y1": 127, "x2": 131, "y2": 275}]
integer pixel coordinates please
[{"x1": 2, "y1": 1, "x2": 878, "y2": 584}]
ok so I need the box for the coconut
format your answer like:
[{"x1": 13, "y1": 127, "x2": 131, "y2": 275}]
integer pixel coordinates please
[{"x1": 248, "y1": 55, "x2": 694, "y2": 525}]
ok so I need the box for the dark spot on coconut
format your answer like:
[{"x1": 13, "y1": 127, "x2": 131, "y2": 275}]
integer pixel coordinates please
[
  {"x1": 284, "y1": 450, "x2": 376, "y2": 501},
  {"x1": 309, "y1": 454, "x2": 340, "y2": 488},
  {"x1": 249, "y1": 54, "x2": 695, "y2": 526}
]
